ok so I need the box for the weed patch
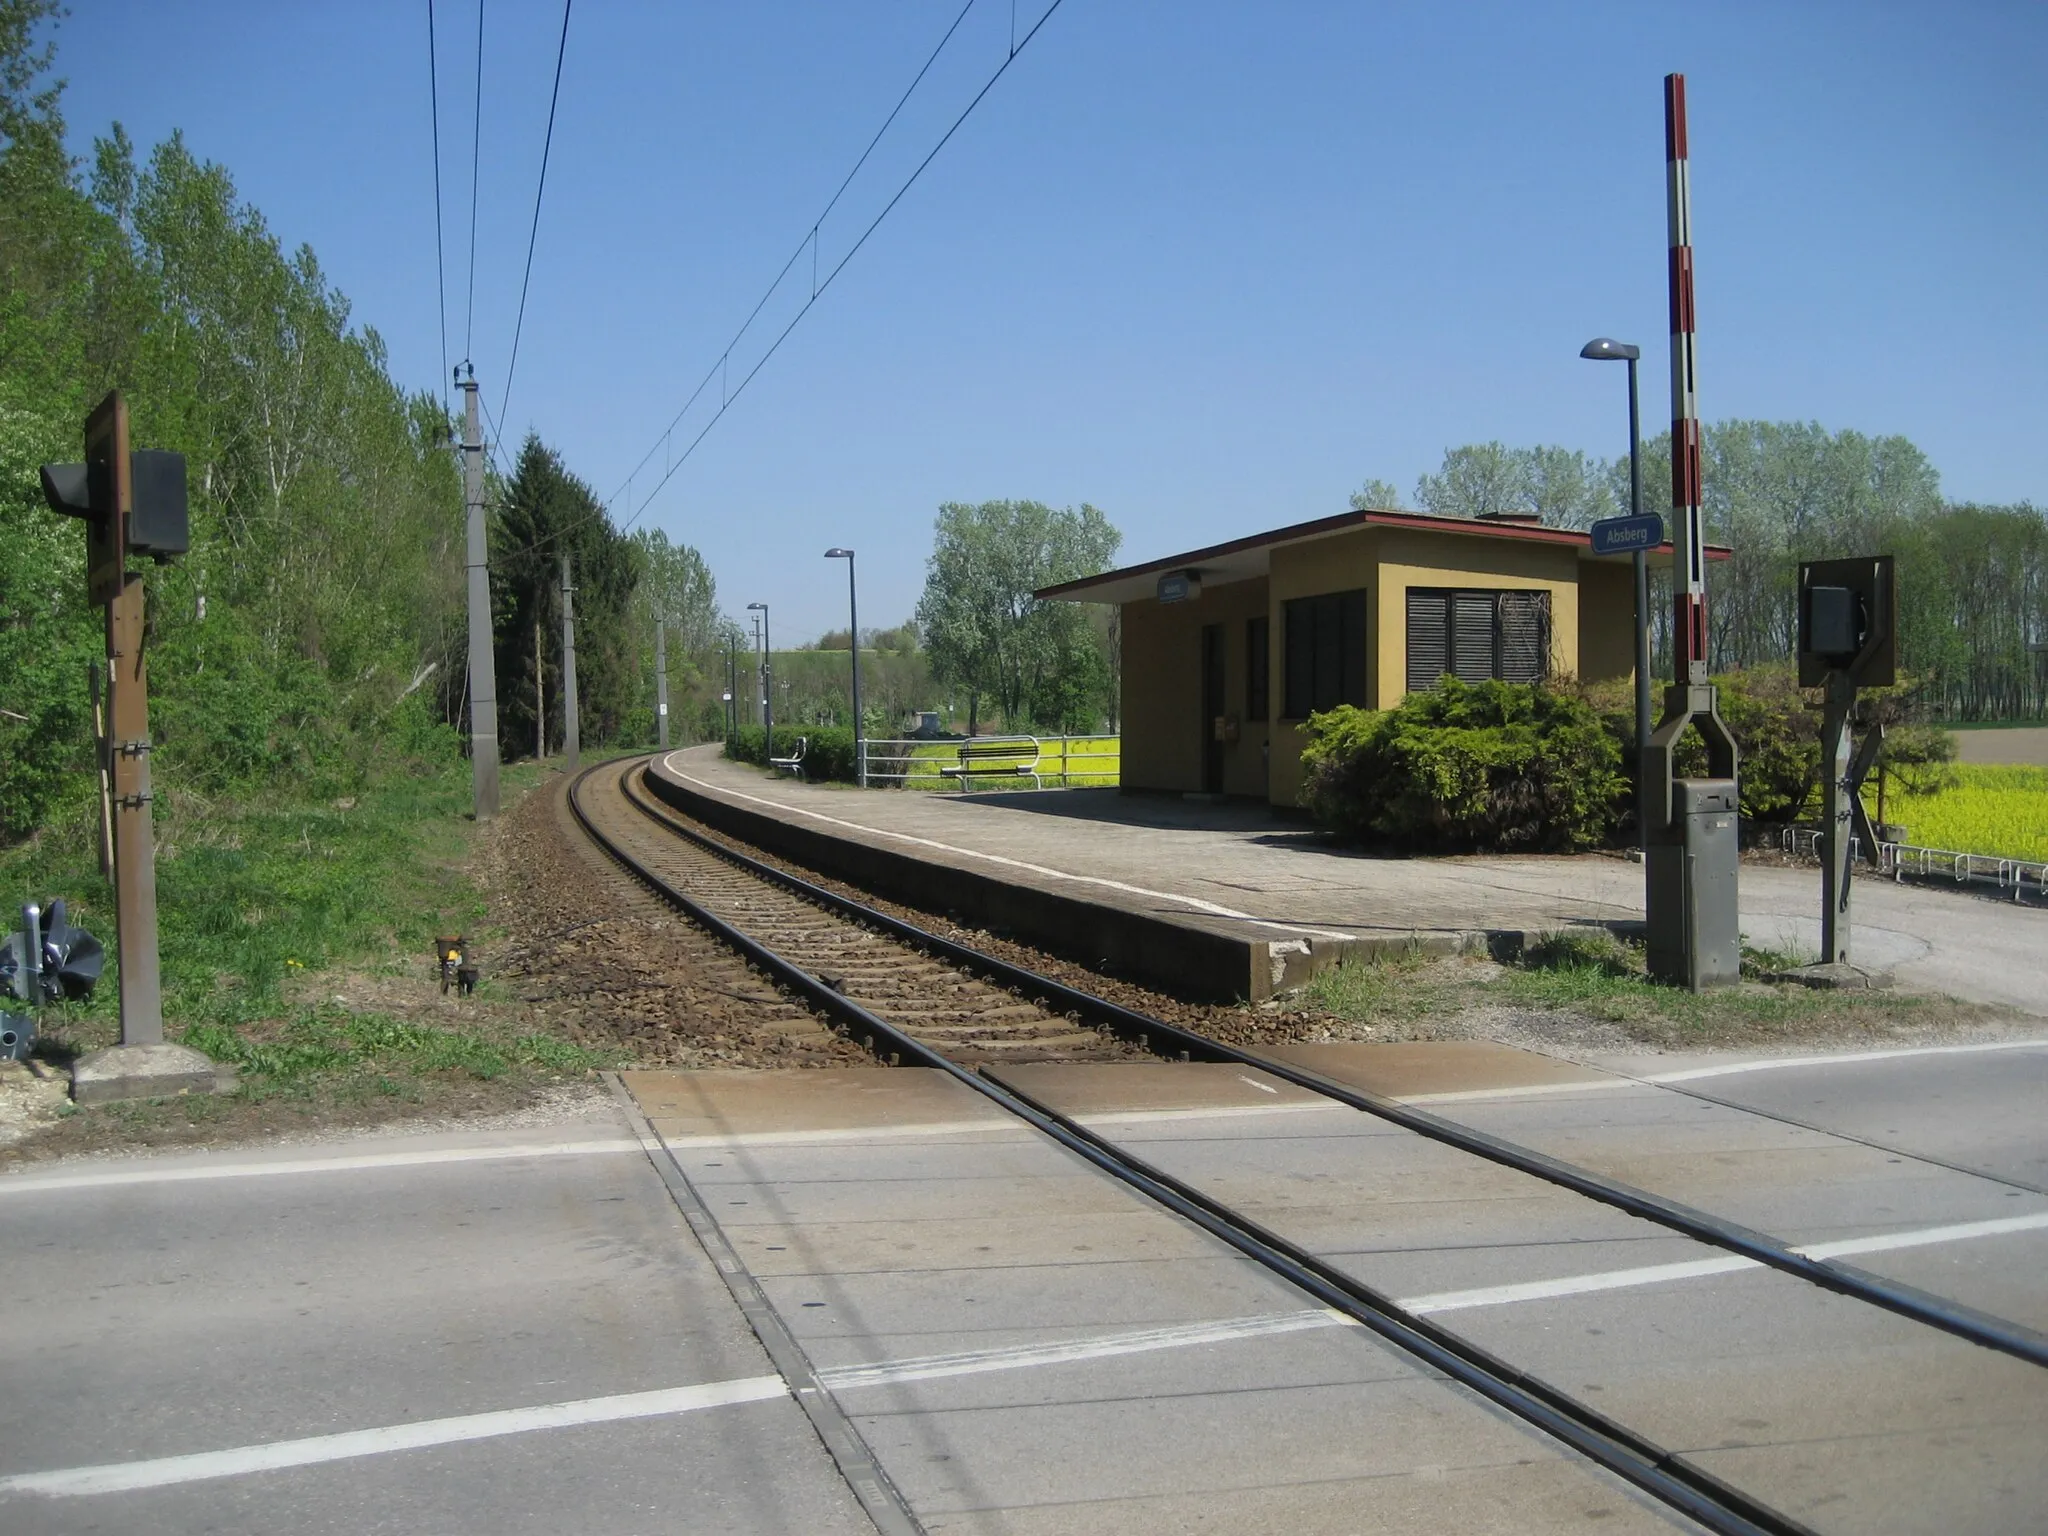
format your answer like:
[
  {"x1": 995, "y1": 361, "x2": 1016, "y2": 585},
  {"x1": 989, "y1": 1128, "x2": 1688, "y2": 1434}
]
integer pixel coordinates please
[{"x1": 1300, "y1": 929, "x2": 1996, "y2": 1049}]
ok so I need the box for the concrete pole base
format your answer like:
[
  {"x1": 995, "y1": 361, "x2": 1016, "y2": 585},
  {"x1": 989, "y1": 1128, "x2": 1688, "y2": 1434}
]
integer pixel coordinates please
[
  {"x1": 1773, "y1": 961, "x2": 1895, "y2": 992},
  {"x1": 71, "y1": 1043, "x2": 235, "y2": 1105}
]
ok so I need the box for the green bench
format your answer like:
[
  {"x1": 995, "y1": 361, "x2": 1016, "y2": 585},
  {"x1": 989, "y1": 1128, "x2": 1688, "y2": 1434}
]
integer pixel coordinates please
[{"x1": 939, "y1": 736, "x2": 1042, "y2": 790}]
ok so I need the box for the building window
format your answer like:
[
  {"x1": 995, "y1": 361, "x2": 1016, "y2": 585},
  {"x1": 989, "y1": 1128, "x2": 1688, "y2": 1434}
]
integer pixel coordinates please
[
  {"x1": 1246, "y1": 616, "x2": 1269, "y2": 722},
  {"x1": 1404, "y1": 588, "x2": 1551, "y2": 693},
  {"x1": 1283, "y1": 589, "x2": 1367, "y2": 718}
]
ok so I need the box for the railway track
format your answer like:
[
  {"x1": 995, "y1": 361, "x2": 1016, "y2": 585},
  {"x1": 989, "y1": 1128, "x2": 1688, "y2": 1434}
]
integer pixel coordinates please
[{"x1": 570, "y1": 755, "x2": 2047, "y2": 1536}]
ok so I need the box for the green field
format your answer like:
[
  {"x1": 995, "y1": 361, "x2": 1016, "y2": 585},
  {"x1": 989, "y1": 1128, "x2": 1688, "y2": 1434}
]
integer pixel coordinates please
[
  {"x1": 869, "y1": 735, "x2": 1121, "y2": 790},
  {"x1": 1875, "y1": 764, "x2": 2048, "y2": 863}
]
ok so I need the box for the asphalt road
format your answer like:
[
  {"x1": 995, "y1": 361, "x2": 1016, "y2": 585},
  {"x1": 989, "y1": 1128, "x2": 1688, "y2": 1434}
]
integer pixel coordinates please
[{"x1": 3, "y1": 1037, "x2": 2043, "y2": 1534}]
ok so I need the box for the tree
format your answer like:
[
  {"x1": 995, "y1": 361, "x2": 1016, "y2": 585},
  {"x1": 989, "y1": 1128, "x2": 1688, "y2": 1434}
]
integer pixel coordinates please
[
  {"x1": 490, "y1": 436, "x2": 642, "y2": 758},
  {"x1": 1414, "y1": 442, "x2": 1532, "y2": 519},
  {"x1": 1522, "y1": 445, "x2": 1617, "y2": 529},
  {"x1": 915, "y1": 500, "x2": 1121, "y2": 734},
  {"x1": 1347, "y1": 478, "x2": 1405, "y2": 511},
  {"x1": 2, "y1": 19, "x2": 470, "y2": 834}
]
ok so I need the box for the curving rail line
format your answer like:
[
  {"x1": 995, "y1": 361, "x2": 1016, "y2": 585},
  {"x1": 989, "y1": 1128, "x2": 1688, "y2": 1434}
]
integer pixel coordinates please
[{"x1": 569, "y1": 755, "x2": 2047, "y2": 1536}]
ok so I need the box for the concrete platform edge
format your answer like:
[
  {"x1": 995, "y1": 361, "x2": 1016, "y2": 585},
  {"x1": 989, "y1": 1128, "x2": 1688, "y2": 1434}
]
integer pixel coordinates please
[
  {"x1": 645, "y1": 760, "x2": 1279, "y2": 1000},
  {"x1": 643, "y1": 761, "x2": 1586, "y2": 1002}
]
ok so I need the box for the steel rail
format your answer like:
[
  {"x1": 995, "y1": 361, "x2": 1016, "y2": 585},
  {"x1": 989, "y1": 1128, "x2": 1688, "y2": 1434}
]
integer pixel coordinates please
[
  {"x1": 629, "y1": 757, "x2": 2048, "y2": 1374},
  {"x1": 571, "y1": 759, "x2": 1812, "y2": 1536}
]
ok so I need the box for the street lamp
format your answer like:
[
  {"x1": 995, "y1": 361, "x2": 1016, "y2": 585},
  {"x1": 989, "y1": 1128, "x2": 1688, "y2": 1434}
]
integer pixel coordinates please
[
  {"x1": 825, "y1": 548, "x2": 865, "y2": 786},
  {"x1": 1580, "y1": 337, "x2": 1651, "y2": 767},
  {"x1": 747, "y1": 602, "x2": 771, "y2": 748}
]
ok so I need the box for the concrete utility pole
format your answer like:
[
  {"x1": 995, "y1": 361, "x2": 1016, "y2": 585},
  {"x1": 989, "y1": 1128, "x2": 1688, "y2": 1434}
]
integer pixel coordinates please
[
  {"x1": 461, "y1": 369, "x2": 500, "y2": 818},
  {"x1": 826, "y1": 548, "x2": 865, "y2": 785},
  {"x1": 560, "y1": 554, "x2": 580, "y2": 770},
  {"x1": 655, "y1": 615, "x2": 669, "y2": 750}
]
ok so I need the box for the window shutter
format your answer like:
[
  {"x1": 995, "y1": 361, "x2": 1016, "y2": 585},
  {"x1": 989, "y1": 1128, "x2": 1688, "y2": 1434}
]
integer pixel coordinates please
[
  {"x1": 1498, "y1": 591, "x2": 1550, "y2": 683},
  {"x1": 1406, "y1": 590, "x2": 1449, "y2": 694},
  {"x1": 1451, "y1": 592, "x2": 1496, "y2": 683}
]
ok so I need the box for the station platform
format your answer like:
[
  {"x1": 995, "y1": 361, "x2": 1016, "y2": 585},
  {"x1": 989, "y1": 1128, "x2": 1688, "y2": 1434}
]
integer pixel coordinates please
[{"x1": 647, "y1": 745, "x2": 2046, "y2": 1011}]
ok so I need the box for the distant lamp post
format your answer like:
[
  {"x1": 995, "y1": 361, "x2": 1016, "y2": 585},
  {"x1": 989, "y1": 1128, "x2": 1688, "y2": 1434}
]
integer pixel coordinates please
[
  {"x1": 1580, "y1": 337, "x2": 1651, "y2": 765},
  {"x1": 747, "y1": 602, "x2": 772, "y2": 746},
  {"x1": 825, "y1": 548, "x2": 865, "y2": 786}
]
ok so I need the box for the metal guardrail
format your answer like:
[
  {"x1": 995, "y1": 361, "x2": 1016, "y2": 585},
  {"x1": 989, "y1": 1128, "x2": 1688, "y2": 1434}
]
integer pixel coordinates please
[
  {"x1": 1779, "y1": 825, "x2": 2047, "y2": 904},
  {"x1": 862, "y1": 735, "x2": 1121, "y2": 791}
]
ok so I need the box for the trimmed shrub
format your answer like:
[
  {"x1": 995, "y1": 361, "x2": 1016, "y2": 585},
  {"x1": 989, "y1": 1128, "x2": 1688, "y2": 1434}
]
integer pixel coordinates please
[
  {"x1": 1300, "y1": 679, "x2": 1624, "y2": 852},
  {"x1": 725, "y1": 725, "x2": 860, "y2": 783},
  {"x1": 1579, "y1": 661, "x2": 1953, "y2": 827}
]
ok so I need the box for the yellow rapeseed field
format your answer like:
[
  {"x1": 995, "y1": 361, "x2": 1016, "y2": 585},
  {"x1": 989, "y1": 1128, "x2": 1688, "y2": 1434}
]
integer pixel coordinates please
[{"x1": 1879, "y1": 765, "x2": 2048, "y2": 863}]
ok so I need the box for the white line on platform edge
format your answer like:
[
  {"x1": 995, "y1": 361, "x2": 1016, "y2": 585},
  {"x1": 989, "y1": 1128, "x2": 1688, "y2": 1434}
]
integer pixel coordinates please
[
  {"x1": 11, "y1": 1206, "x2": 2046, "y2": 1501},
  {"x1": 665, "y1": 758, "x2": 1358, "y2": 941}
]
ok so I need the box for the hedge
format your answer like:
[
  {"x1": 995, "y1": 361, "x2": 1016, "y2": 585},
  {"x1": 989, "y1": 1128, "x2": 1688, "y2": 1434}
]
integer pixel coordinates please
[
  {"x1": 1300, "y1": 679, "x2": 1624, "y2": 853},
  {"x1": 724, "y1": 725, "x2": 860, "y2": 783}
]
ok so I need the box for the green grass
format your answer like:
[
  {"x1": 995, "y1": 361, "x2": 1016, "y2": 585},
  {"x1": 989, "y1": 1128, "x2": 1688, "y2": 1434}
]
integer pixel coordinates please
[
  {"x1": 1876, "y1": 764, "x2": 2048, "y2": 862},
  {"x1": 1300, "y1": 929, "x2": 1959, "y2": 1045},
  {"x1": 0, "y1": 753, "x2": 624, "y2": 1105},
  {"x1": 181, "y1": 1006, "x2": 613, "y2": 1101}
]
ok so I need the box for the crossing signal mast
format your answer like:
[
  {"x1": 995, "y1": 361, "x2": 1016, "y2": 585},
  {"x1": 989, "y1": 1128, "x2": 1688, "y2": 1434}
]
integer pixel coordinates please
[
  {"x1": 40, "y1": 392, "x2": 221, "y2": 1100},
  {"x1": 1640, "y1": 75, "x2": 1741, "y2": 992}
]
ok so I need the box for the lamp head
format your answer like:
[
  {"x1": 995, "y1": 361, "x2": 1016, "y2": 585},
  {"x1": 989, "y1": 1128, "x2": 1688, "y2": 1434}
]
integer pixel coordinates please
[
  {"x1": 1580, "y1": 337, "x2": 1641, "y2": 362},
  {"x1": 824, "y1": 547, "x2": 853, "y2": 559},
  {"x1": 747, "y1": 601, "x2": 767, "y2": 611}
]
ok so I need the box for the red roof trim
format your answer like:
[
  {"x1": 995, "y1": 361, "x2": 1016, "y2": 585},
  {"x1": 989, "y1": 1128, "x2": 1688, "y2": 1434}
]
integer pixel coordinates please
[{"x1": 1034, "y1": 507, "x2": 1731, "y2": 601}]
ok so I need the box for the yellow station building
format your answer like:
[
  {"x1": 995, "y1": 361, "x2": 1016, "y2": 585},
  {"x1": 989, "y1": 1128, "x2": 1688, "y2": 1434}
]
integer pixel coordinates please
[{"x1": 1037, "y1": 506, "x2": 1730, "y2": 806}]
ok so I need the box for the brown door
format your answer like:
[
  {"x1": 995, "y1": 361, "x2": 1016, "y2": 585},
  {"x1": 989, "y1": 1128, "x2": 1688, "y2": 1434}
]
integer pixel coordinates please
[{"x1": 1201, "y1": 623, "x2": 1225, "y2": 793}]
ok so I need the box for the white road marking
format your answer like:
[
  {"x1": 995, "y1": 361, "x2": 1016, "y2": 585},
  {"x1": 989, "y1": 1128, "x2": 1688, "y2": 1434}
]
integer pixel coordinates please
[
  {"x1": 664, "y1": 757, "x2": 1359, "y2": 941},
  {"x1": 1402, "y1": 1209, "x2": 2048, "y2": 1314},
  {"x1": 1237, "y1": 1075, "x2": 1280, "y2": 1094},
  {"x1": 0, "y1": 1377, "x2": 789, "y2": 1498},
  {"x1": 12, "y1": 1207, "x2": 2046, "y2": 1502},
  {"x1": 0, "y1": 1139, "x2": 646, "y2": 1197},
  {"x1": 1397, "y1": 1078, "x2": 1627, "y2": 1105},
  {"x1": 1404, "y1": 1257, "x2": 1757, "y2": 1314},
  {"x1": 1802, "y1": 1211, "x2": 2048, "y2": 1260},
  {"x1": 817, "y1": 1309, "x2": 1355, "y2": 1390},
  {"x1": 1641, "y1": 1038, "x2": 2048, "y2": 1085}
]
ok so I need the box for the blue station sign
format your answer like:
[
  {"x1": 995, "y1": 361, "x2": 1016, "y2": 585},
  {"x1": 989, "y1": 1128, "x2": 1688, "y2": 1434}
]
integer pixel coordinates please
[{"x1": 1589, "y1": 512, "x2": 1666, "y2": 556}]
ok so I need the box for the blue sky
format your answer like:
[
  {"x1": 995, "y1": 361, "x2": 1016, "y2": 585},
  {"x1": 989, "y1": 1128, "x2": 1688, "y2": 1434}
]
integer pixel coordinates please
[{"x1": 52, "y1": 1, "x2": 2048, "y2": 642}]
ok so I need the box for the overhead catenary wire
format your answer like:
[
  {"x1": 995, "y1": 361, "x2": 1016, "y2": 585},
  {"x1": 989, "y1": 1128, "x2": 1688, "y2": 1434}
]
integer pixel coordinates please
[
  {"x1": 427, "y1": 0, "x2": 451, "y2": 414},
  {"x1": 612, "y1": 0, "x2": 1067, "y2": 536},
  {"x1": 498, "y1": 0, "x2": 574, "y2": 438},
  {"x1": 601, "y1": 0, "x2": 979, "y2": 514},
  {"x1": 496, "y1": 0, "x2": 1064, "y2": 569}
]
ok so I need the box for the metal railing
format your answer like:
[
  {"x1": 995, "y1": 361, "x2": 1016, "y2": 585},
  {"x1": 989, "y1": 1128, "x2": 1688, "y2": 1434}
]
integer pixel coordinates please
[
  {"x1": 861, "y1": 735, "x2": 1121, "y2": 791},
  {"x1": 1779, "y1": 826, "x2": 2047, "y2": 904}
]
